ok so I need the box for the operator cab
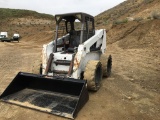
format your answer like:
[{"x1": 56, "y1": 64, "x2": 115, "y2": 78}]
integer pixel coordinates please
[{"x1": 54, "y1": 12, "x2": 95, "y2": 53}]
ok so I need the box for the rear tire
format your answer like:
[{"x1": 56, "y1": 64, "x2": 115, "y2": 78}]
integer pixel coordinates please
[
  {"x1": 100, "y1": 54, "x2": 112, "y2": 77},
  {"x1": 84, "y1": 60, "x2": 102, "y2": 91}
]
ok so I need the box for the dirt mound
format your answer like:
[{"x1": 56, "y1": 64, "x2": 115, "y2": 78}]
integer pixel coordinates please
[
  {"x1": 22, "y1": 31, "x2": 54, "y2": 45},
  {"x1": 107, "y1": 19, "x2": 160, "y2": 49},
  {"x1": 0, "y1": 9, "x2": 55, "y2": 41},
  {"x1": 95, "y1": 0, "x2": 160, "y2": 65}
]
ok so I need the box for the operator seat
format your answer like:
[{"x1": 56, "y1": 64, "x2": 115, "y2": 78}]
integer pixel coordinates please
[{"x1": 67, "y1": 30, "x2": 80, "y2": 52}]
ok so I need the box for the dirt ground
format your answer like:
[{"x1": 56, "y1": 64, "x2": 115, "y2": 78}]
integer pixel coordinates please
[{"x1": 0, "y1": 37, "x2": 159, "y2": 120}]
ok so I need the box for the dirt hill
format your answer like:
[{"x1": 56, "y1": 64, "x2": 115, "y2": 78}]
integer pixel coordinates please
[
  {"x1": 95, "y1": 0, "x2": 160, "y2": 92},
  {"x1": 0, "y1": 8, "x2": 55, "y2": 44},
  {"x1": 95, "y1": 0, "x2": 160, "y2": 49},
  {"x1": 95, "y1": 0, "x2": 160, "y2": 60}
]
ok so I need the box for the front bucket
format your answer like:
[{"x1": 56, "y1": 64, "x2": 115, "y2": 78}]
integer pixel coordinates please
[{"x1": 0, "y1": 72, "x2": 89, "y2": 119}]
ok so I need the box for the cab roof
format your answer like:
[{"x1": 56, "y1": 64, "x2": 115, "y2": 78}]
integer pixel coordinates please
[
  {"x1": 55, "y1": 12, "x2": 93, "y2": 18},
  {"x1": 55, "y1": 12, "x2": 94, "y2": 23}
]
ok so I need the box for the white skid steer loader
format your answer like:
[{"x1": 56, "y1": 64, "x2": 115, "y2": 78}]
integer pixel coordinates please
[{"x1": 0, "y1": 13, "x2": 112, "y2": 119}]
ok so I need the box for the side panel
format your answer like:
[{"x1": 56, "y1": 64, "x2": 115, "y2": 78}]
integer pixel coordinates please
[
  {"x1": 72, "y1": 51, "x2": 101, "y2": 79},
  {"x1": 42, "y1": 41, "x2": 54, "y2": 74},
  {"x1": 83, "y1": 29, "x2": 106, "y2": 54},
  {"x1": 72, "y1": 29, "x2": 106, "y2": 79},
  {"x1": 101, "y1": 30, "x2": 107, "y2": 54}
]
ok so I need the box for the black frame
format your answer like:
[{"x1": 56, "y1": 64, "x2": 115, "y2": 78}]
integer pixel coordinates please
[{"x1": 54, "y1": 12, "x2": 95, "y2": 52}]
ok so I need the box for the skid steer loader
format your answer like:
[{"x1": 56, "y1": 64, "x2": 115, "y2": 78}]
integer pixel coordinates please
[{"x1": 0, "y1": 12, "x2": 112, "y2": 119}]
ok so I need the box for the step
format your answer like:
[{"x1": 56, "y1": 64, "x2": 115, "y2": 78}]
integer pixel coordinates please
[{"x1": 54, "y1": 60, "x2": 71, "y2": 66}]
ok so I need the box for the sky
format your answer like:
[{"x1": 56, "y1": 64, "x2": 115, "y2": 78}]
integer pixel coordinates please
[{"x1": 0, "y1": 0, "x2": 125, "y2": 16}]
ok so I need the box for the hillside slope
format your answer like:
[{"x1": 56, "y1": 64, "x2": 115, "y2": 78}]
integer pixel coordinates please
[
  {"x1": 95, "y1": 0, "x2": 160, "y2": 54},
  {"x1": 0, "y1": 8, "x2": 55, "y2": 44},
  {"x1": 95, "y1": 0, "x2": 160, "y2": 92},
  {"x1": 95, "y1": 0, "x2": 160, "y2": 26}
]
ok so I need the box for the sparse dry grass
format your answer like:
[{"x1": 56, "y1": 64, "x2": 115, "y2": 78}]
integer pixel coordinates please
[
  {"x1": 113, "y1": 19, "x2": 128, "y2": 25},
  {"x1": 144, "y1": 0, "x2": 154, "y2": 4},
  {"x1": 0, "y1": 8, "x2": 54, "y2": 20},
  {"x1": 95, "y1": 0, "x2": 159, "y2": 27},
  {"x1": 134, "y1": 17, "x2": 143, "y2": 22}
]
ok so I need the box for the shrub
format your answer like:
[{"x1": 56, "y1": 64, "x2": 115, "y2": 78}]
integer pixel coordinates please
[
  {"x1": 113, "y1": 19, "x2": 128, "y2": 25},
  {"x1": 151, "y1": 11, "x2": 160, "y2": 19},
  {"x1": 147, "y1": 16, "x2": 152, "y2": 19},
  {"x1": 134, "y1": 17, "x2": 143, "y2": 22},
  {"x1": 96, "y1": 21, "x2": 101, "y2": 25},
  {"x1": 103, "y1": 20, "x2": 109, "y2": 25},
  {"x1": 144, "y1": 0, "x2": 154, "y2": 4}
]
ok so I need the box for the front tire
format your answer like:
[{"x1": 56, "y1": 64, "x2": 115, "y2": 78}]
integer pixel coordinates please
[{"x1": 84, "y1": 60, "x2": 102, "y2": 91}]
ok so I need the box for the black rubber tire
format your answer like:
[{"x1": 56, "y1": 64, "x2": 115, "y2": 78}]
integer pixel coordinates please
[
  {"x1": 100, "y1": 54, "x2": 112, "y2": 77},
  {"x1": 84, "y1": 60, "x2": 102, "y2": 91},
  {"x1": 106, "y1": 55, "x2": 112, "y2": 77}
]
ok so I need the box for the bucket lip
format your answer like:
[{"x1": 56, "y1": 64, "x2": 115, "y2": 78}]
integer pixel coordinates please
[
  {"x1": 18, "y1": 72, "x2": 87, "y2": 84},
  {"x1": 0, "y1": 99, "x2": 75, "y2": 119}
]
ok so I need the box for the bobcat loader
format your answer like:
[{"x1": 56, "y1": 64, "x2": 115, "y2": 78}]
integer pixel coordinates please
[{"x1": 0, "y1": 13, "x2": 112, "y2": 119}]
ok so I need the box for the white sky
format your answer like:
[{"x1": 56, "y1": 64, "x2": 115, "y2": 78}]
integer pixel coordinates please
[{"x1": 0, "y1": 0, "x2": 125, "y2": 16}]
